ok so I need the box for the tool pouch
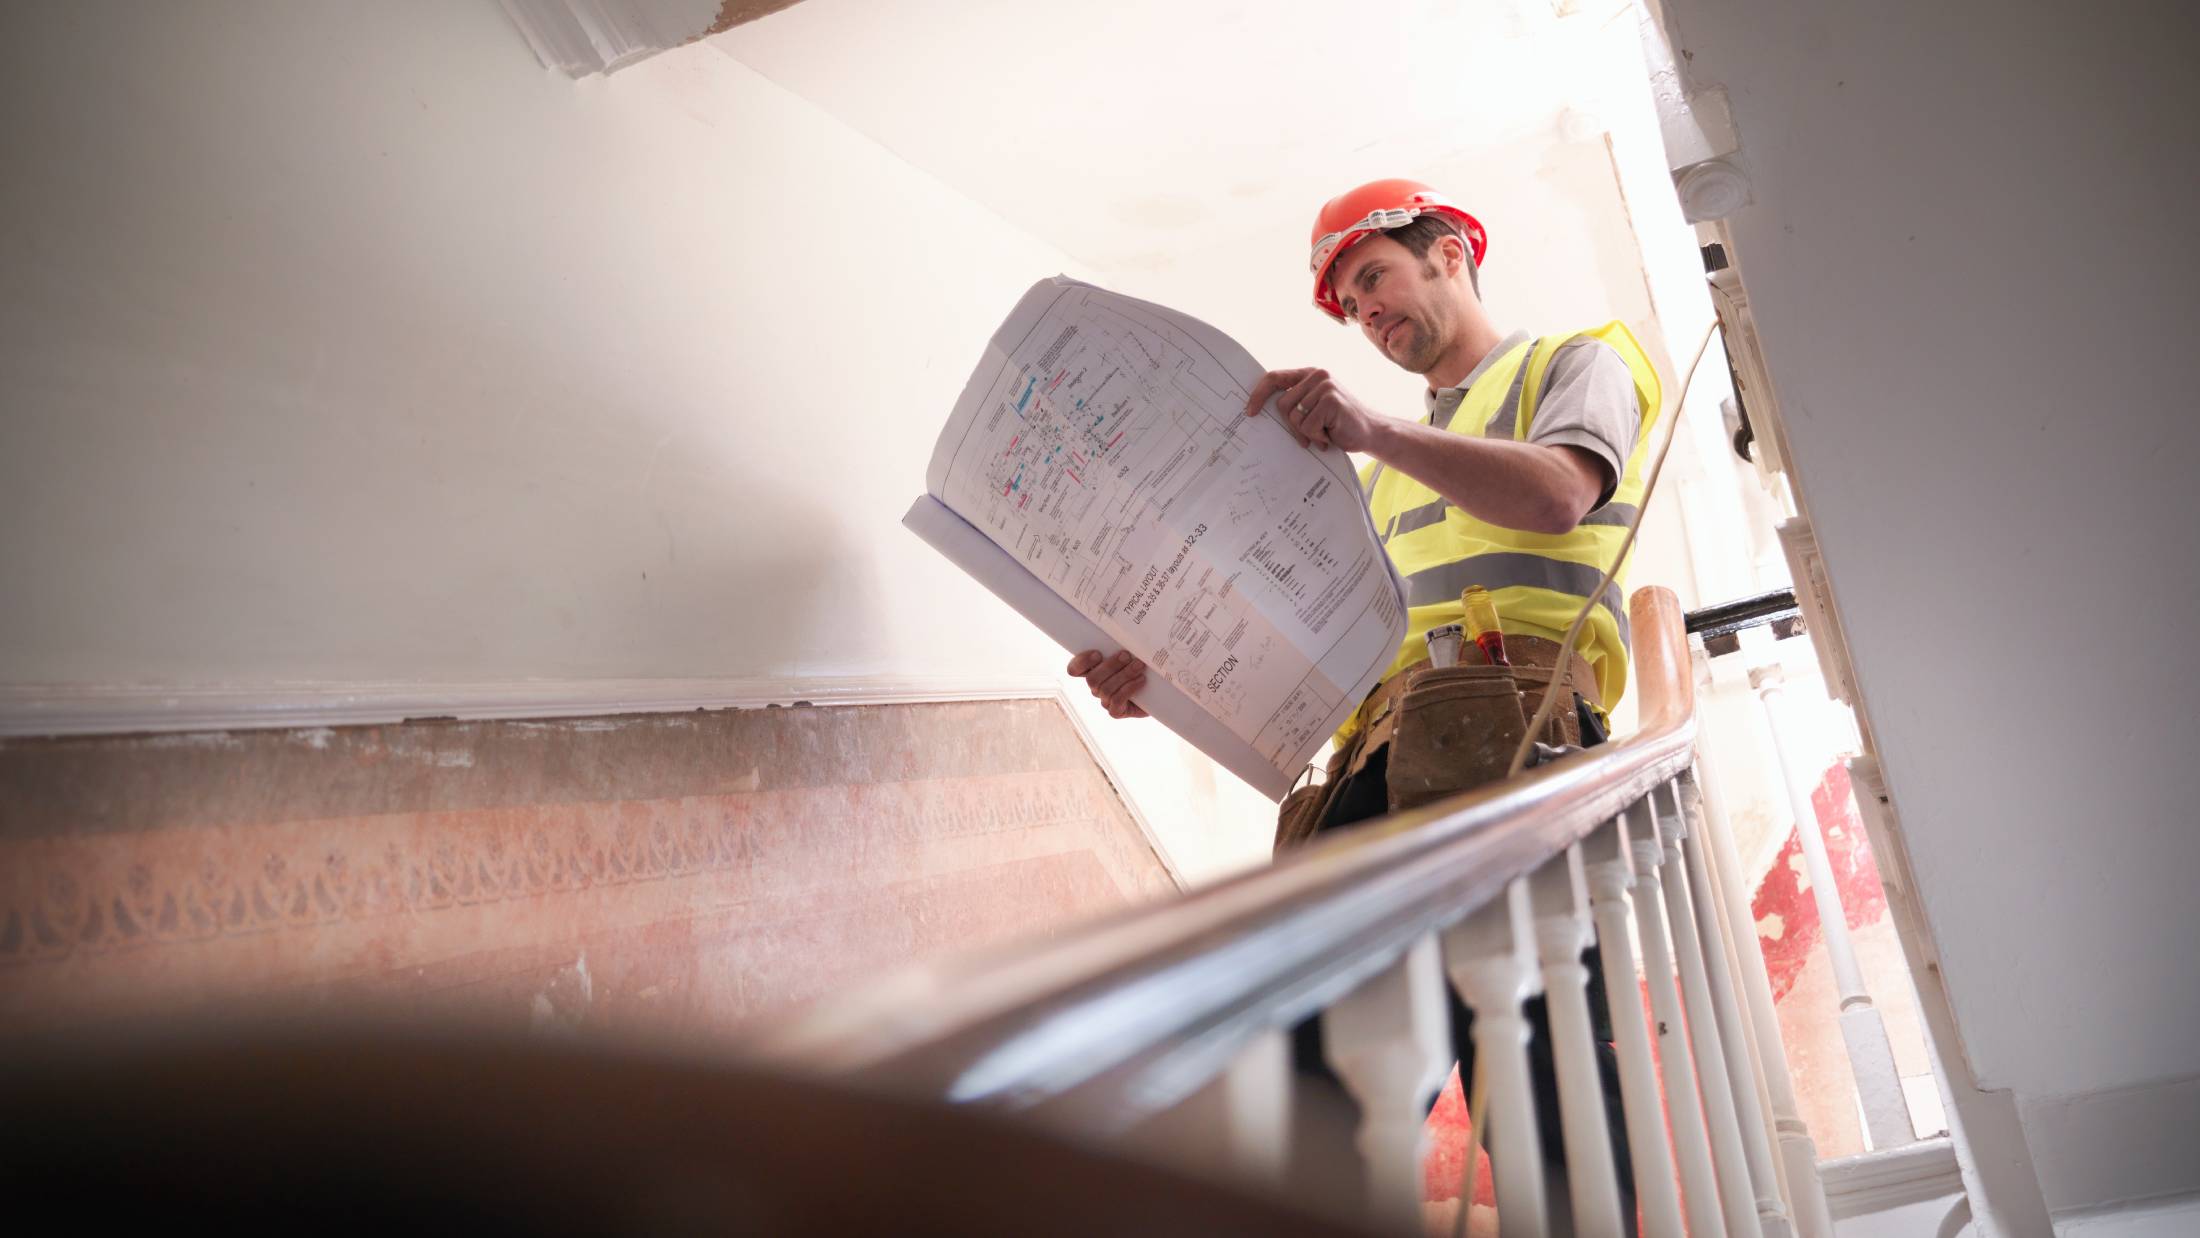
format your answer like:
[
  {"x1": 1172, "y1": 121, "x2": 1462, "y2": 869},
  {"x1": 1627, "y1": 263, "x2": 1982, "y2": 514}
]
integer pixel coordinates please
[
  {"x1": 1510, "y1": 664, "x2": 1585, "y2": 749},
  {"x1": 1272, "y1": 766, "x2": 1333, "y2": 853},
  {"x1": 1386, "y1": 665, "x2": 1530, "y2": 813},
  {"x1": 1272, "y1": 734, "x2": 1361, "y2": 853}
]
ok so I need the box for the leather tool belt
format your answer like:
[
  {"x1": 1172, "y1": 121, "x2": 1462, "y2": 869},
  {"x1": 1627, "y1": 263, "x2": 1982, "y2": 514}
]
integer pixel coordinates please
[{"x1": 1273, "y1": 635, "x2": 1602, "y2": 852}]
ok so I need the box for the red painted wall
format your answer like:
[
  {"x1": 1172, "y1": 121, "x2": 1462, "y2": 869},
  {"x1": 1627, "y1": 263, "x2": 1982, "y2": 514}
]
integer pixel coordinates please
[
  {"x1": 0, "y1": 700, "x2": 1175, "y2": 1039},
  {"x1": 1416, "y1": 758, "x2": 1892, "y2": 1213}
]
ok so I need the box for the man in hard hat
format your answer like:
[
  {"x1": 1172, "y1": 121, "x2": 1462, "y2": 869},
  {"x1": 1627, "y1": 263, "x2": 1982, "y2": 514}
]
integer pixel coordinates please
[
  {"x1": 1068, "y1": 178, "x2": 1660, "y2": 1228},
  {"x1": 1071, "y1": 178, "x2": 1659, "y2": 765}
]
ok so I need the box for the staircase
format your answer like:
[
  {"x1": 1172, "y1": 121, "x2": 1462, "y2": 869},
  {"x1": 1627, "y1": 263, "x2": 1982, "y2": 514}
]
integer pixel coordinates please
[{"x1": 750, "y1": 587, "x2": 1978, "y2": 1236}]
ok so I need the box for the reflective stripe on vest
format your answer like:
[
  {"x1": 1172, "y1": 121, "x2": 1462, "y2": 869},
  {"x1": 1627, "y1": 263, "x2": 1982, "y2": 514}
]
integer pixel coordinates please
[
  {"x1": 1354, "y1": 322, "x2": 1663, "y2": 713},
  {"x1": 1386, "y1": 490, "x2": 1637, "y2": 542},
  {"x1": 1401, "y1": 553, "x2": 1631, "y2": 647},
  {"x1": 1369, "y1": 353, "x2": 1533, "y2": 534}
]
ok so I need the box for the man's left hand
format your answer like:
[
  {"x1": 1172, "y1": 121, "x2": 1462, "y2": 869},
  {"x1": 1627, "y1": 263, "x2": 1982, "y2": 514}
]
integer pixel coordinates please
[{"x1": 1244, "y1": 368, "x2": 1382, "y2": 453}]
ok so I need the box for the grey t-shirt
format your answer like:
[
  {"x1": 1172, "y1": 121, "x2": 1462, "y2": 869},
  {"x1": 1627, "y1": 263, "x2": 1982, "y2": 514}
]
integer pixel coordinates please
[{"x1": 1424, "y1": 332, "x2": 1643, "y2": 510}]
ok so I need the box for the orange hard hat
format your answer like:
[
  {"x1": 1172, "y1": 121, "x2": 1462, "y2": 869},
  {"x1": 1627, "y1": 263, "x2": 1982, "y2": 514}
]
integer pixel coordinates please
[{"x1": 1308, "y1": 178, "x2": 1487, "y2": 322}]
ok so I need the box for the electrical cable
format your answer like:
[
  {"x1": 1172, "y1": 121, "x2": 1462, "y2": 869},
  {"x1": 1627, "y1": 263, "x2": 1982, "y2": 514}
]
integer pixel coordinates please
[
  {"x1": 1452, "y1": 1056, "x2": 1490, "y2": 1238},
  {"x1": 1447, "y1": 317, "x2": 1721, "y2": 1232},
  {"x1": 1505, "y1": 318, "x2": 1724, "y2": 779}
]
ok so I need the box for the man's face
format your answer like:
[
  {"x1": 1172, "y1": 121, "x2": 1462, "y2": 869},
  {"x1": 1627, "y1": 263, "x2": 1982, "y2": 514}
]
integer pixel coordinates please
[{"x1": 1329, "y1": 233, "x2": 1459, "y2": 376}]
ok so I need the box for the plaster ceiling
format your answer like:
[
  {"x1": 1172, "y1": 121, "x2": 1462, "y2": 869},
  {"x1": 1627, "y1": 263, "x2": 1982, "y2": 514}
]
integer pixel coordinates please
[{"x1": 712, "y1": 0, "x2": 1643, "y2": 284}]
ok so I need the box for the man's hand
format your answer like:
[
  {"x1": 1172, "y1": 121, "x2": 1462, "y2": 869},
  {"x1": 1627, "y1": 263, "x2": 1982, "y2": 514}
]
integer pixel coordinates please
[
  {"x1": 1067, "y1": 649, "x2": 1149, "y2": 719},
  {"x1": 1244, "y1": 368, "x2": 1384, "y2": 453},
  {"x1": 1249, "y1": 365, "x2": 1606, "y2": 534}
]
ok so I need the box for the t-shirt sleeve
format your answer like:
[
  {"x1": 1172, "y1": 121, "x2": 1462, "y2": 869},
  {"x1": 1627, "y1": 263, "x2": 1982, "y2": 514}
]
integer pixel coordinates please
[{"x1": 1526, "y1": 337, "x2": 1643, "y2": 511}]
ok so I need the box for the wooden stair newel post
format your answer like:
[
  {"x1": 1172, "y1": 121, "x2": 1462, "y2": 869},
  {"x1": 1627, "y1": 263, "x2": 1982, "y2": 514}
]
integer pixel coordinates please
[{"x1": 1750, "y1": 665, "x2": 1916, "y2": 1153}]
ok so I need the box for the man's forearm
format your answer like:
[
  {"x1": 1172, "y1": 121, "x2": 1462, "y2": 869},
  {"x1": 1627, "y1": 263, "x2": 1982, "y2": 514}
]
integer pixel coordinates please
[{"x1": 1362, "y1": 416, "x2": 1603, "y2": 535}]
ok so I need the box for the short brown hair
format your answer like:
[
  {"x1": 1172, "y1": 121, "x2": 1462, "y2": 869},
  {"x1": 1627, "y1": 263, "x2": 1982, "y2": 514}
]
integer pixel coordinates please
[{"x1": 1383, "y1": 213, "x2": 1479, "y2": 293}]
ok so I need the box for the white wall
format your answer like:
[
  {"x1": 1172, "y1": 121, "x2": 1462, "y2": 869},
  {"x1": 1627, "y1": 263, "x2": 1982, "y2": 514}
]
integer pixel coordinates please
[
  {"x1": 0, "y1": 0, "x2": 1038, "y2": 685},
  {"x1": 1659, "y1": 0, "x2": 2200, "y2": 1213},
  {"x1": 0, "y1": 0, "x2": 1270, "y2": 884},
  {"x1": 721, "y1": 0, "x2": 1744, "y2": 705}
]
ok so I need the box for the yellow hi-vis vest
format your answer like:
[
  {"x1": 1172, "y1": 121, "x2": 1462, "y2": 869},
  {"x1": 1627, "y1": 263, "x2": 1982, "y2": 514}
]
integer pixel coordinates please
[{"x1": 1342, "y1": 322, "x2": 1662, "y2": 740}]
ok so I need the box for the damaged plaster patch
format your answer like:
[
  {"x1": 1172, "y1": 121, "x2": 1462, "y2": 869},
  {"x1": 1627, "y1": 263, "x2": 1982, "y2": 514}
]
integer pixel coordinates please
[
  {"x1": 376, "y1": 728, "x2": 480, "y2": 768},
  {"x1": 142, "y1": 732, "x2": 245, "y2": 750},
  {"x1": 529, "y1": 953, "x2": 595, "y2": 1035}
]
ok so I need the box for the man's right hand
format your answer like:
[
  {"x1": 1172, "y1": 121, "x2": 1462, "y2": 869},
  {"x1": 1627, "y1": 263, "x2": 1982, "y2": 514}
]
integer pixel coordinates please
[{"x1": 1067, "y1": 650, "x2": 1149, "y2": 719}]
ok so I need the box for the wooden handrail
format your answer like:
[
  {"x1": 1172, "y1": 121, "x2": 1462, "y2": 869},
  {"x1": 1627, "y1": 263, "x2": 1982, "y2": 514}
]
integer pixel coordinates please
[
  {"x1": 1631, "y1": 585, "x2": 1692, "y2": 736},
  {"x1": 751, "y1": 587, "x2": 1697, "y2": 1133}
]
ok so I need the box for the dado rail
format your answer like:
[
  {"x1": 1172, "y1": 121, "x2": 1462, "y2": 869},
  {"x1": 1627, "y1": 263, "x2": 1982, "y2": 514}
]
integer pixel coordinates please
[{"x1": 756, "y1": 589, "x2": 1844, "y2": 1238}]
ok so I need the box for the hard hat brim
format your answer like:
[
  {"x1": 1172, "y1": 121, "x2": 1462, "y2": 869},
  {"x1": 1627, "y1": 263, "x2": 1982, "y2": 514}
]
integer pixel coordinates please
[{"x1": 1309, "y1": 203, "x2": 1487, "y2": 322}]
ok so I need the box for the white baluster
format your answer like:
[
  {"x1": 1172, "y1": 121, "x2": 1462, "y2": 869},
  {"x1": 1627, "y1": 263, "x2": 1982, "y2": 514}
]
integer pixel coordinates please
[
  {"x1": 1584, "y1": 812, "x2": 1687, "y2": 1238},
  {"x1": 1678, "y1": 769, "x2": 1796, "y2": 1238},
  {"x1": 1750, "y1": 666, "x2": 1915, "y2": 1151},
  {"x1": 1691, "y1": 715, "x2": 1837, "y2": 1238},
  {"x1": 1442, "y1": 878, "x2": 1548, "y2": 1237},
  {"x1": 1325, "y1": 932, "x2": 1453, "y2": 1233},
  {"x1": 1222, "y1": 1028, "x2": 1293, "y2": 1185},
  {"x1": 1529, "y1": 844, "x2": 1627, "y2": 1238},
  {"x1": 1653, "y1": 780, "x2": 1773, "y2": 1238},
  {"x1": 1631, "y1": 799, "x2": 1729, "y2": 1238},
  {"x1": 1122, "y1": 1029, "x2": 1294, "y2": 1193}
]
